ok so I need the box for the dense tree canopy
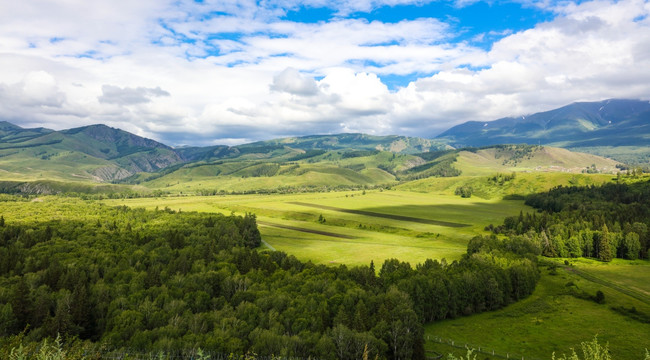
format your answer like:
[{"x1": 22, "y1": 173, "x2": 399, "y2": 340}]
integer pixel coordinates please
[
  {"x1": 0, "y1": 197, "x2": 539, "y2": 359},
  {"x1": 490, "y1": 180, "x2": 650, "y2": 261}
]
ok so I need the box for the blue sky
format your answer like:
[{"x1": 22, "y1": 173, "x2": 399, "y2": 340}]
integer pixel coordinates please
[
  {"x1": 0, "y1": 0, "x2": 649, "y2": 145},
  {"x1": 278, "y1": 1, "x2": 557, "y2": 89}
]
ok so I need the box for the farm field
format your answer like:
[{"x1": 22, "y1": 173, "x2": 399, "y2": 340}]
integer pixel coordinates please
[
  {"x1": 425, "y1": 260, "x2": 650, "y2": 360},
  {"x1": 103, "y1": 189, "x2": 530, "y2": 266}
]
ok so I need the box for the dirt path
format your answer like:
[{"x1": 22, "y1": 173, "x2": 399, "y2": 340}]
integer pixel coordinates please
[{"x1": 288, "y1": 201, "x2": 470, "y2": 228}]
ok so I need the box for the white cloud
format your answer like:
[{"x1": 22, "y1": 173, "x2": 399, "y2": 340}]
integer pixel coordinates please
[
  {"x1": 0, "y1": 0, "x2": 649, "y2": 145},
  {"x1": 270, "y1": 68, "x2": 319, "y2": 96},
  {"x1": 98, "y1": 85, "x2": 170, "y2": 105}
]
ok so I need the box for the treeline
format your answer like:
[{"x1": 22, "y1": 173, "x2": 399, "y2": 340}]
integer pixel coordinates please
[
  {"x1": 0, "y1": 198, "x2": 539, "y2": 359},
  {"x1": 489, "y1": 179, "x2": 650, "y2": 260},
  {"x1": 398, "y1": 155, "x2": 461, "y2": 181}
]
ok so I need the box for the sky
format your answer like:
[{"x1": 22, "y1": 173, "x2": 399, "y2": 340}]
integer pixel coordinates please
[{"x1": 1, "y1": 0, "x2": 649, "y2": 146}]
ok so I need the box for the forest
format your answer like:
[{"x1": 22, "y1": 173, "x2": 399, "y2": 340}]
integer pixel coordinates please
[
  {"x1": 490, "y1": 179, "x2": 650, "y2": 261},
  {"x1": 0, "y1": 197, "x2": 539, "y2": 359}
]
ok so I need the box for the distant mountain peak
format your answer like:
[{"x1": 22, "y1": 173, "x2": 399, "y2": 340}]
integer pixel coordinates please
[
  {"x1": 437, "y1": 98, "x2": 650, "y2": 148},
  {"x1": 63, "y1": 124, "x2": 171, "y2": 150},
  {"x1": 0, "y1": 121, "x2": 24, "y2": 131}
]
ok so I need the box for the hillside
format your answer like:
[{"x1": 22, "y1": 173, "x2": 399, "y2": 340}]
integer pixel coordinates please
[
  {"x1": 0, "y1": 120, "x2": 625, "y2": 194},
  {"x1": 123, "y1": 144, "x2": 620, "y2": 196},
  {"x1": 0, "y1": 123, "x2": 183, "y2": 182},
  {"x1": 176, "y1": 133, "x2": 452, "y2": 162},
  {"x1": 397, "y1": 145, "x2": 620, "y2": 199},
  {"x1": 437, "y1": 99, "x2": 650, "y2": 164},
  {"x1": 454, "y1": 145, "x2": 620, "y2": 176}
]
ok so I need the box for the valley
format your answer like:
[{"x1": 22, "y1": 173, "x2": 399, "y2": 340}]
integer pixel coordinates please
[
  {"x1": 102, "y1": 190, "x2": 529, "y2": 266},
  {"x1": 1, "y1": 100, "x2": 649, "y2": 359}
]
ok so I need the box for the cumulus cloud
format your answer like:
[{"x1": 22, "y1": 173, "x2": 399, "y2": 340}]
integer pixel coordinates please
[
  {"x1": 0, "y1": 71, "x2": 69, "y2": 125},
  {"x1": 0, "y1": 0, "x2": 649, "y2": 145},
  {"x1": 270, "y1": 68, "x2": 319, "y2": 96},
  {"x1": 98, "y1": 85, "x2": 170, "y2": 105}
]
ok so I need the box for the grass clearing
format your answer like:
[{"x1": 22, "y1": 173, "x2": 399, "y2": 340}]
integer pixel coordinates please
[
  {"x1": 425, "y1": 260, "x2": 650, "y2": 360},
  {"x1": 103, "y1": 189, "x2": 529, "y2": 266},
  {"x1": 287, "y1": 201, "x2": 470, "y2": 227}
]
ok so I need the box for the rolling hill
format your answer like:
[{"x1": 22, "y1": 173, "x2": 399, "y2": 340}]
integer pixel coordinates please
[
  {"x1": 0, "y1": 123, "x2": 452, "y2": 185},
  {"x1": 0, "y1": 119, "x2": 625, "y2": 195}
]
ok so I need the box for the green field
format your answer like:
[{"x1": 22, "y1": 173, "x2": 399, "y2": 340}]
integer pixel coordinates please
[
  {"x1": 397, "y1": 172, "x2": 616, "y2": 199},
  {"x1": 104, "y1": 189, "x2": 529, "y2": 266},
  {"x1": 425, "y1": 260, "x2": 650, "y2": 360}
]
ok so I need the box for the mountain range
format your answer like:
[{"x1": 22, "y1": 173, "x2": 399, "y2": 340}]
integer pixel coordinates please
[
  {"x1": 0, "y1": 98, "x2": 646, "y2": 186},
  {"x1": 436, "y1": 99, "x2": 650, "y2": 149},
  {"x1": 0, "y1": 121, "x2": 451, "y2": 183}
]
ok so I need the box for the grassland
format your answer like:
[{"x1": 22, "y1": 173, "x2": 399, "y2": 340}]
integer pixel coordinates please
[
  {"x1": 397, "y1": 172, "x2": 616, "y2": 199},
  {"x1": 425, "y1": 260, "x2": 650, "y2": 360},
  {"x1": 103, "y1": 189, "x2": 529, "y2": 266},
  {"x1": 454, "y1": 147, "x2": 620, "y2": 176}
]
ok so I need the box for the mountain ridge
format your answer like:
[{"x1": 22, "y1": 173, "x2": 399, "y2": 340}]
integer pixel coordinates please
[
  {"x1": 436, "y1": 99, "x2": 650, "y2": 149},
  {"x1": 1, "y1": 98, "x2": 645, "y2": 184}
]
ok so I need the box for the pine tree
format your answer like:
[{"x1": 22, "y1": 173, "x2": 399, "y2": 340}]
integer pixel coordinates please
[{"x1": 598, "y1": 224, "x2": 612, "y2": 262}]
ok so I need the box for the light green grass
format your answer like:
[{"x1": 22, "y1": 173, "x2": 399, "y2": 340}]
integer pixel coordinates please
[
  {"x1": 454, "y1": 147, "x2": 620, "y2": 176},
  {"x1": 425, "y1": 261, "x2": 650, "y2": 360},
  {"x1": 0, "y1": 147, "x2": 114, "y2": 182},
  {"x1": 398, "y1": 173, "x2": 615, "y2": 199},
  {"x1": 103, "y1": 189, "x2": 529, "y2": 266}
]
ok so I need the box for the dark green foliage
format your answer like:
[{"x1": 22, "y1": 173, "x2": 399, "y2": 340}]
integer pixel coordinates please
[
  {"x1": 400, "y1": 154, "x2": 461, "y2": 181},
  {"x1": 413, "y1": 150, "x2": 454, "y2": 162},
  {"x1": 488, "y1": 172, "x2": 516, "y2": 185},
  {"x1": 598, "y1": 225, "x2": 612, "y2": 262},
  {"x1": 494, "y1": 180, "x2": 650, "y2": 260},
  {"x1": 287, "y1": 149, "x2": 327, "y2": 161},
  {"x1": 341, "y1": 150, "x2": 380, "y2": 159},
  {"x1": 248, "y1": 163, "x2": 280, "y2": 177},
  {"x1": 454, "y1": 185, "x2": 473, "y2": 198},
  {"x1": 609, "y1": 306, "x2": 650, "y2": 324},
  {"x1": 0, "y1": 197, "x2": 539, "y2": 359}
]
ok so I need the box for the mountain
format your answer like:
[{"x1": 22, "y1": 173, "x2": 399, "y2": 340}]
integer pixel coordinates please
[
  {"x1": 0, "y1": 117, "x2": 625, "y2": 192},
  {"x1": 60, "y1": 124, "x2": 183, "y2": 174},
  {"x1": 0, "y1": 122, "x2": 452, "y2": 184},
  {"x1": 0, "y1": 123, "x2": 183, "y2": 182},
  {"x1": 251, "y1": 133, "x2": 450, "y2": 153},
  {"x1": 176, "y1": 133, "x2": 452, "y2": 162},
  {"x1": 437, "y1": 99, "x2": 650, "y2": 150}
]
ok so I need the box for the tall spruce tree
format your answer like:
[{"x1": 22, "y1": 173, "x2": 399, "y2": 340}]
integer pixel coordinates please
[{"x1": 599, "y1": 224, "x2": 613, "y2": 262}]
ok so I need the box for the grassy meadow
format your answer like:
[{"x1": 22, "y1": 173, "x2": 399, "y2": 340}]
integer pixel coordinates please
[
  {"x1": 425, "y1": 260, "x2": 650, "y2": 360},
  {"x1": 398, "y1": 171, "x2": 616, "y2": 199},
  {"x1": 103, "y1": 189, "x2": 529, "y2": 266}
]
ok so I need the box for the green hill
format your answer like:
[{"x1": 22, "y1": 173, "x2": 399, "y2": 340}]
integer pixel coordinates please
[
  {"x1": 0, "y1": 123, "x2": 183, "y2": 182},
  {"x1": 398, "y1": 145, "x2": 621, "y2": 199},
  {"x1": 0, "y1": 121, "x2": 625, "y2": 195}
]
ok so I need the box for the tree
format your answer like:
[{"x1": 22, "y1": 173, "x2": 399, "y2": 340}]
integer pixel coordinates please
[
  {"x1": 594, "y1": 290, "x2": 605, "y2": 304},
  {"x1": 11, "y1": 277, "x2": 31, "y2": 332},
  {"x1": 0, "y1": 303, "x2": 16, "y2": 336},
  {"x1": 624, "y1": 232, "x2": 641, "y2": 260},
  {"x1": 598, "y1": 225, "x2": 612, "y2": 262}
]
